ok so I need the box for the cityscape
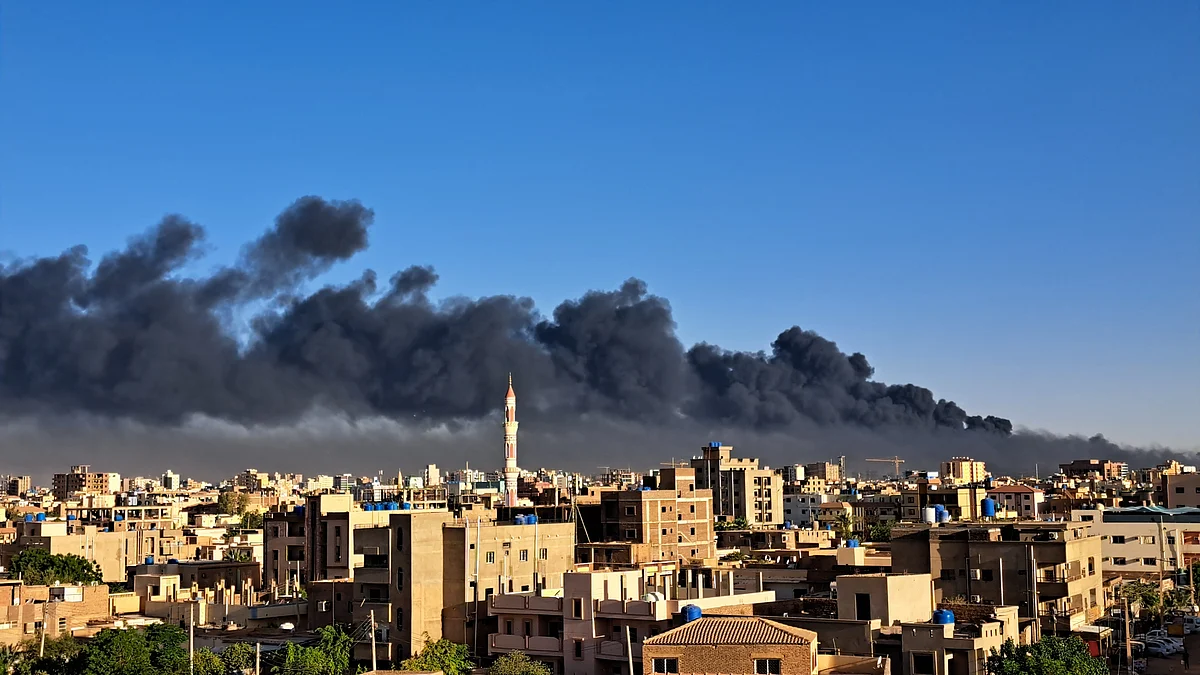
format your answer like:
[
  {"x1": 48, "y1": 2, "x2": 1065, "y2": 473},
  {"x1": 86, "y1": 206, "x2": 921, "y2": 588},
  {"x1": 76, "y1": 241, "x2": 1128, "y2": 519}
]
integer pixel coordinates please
[{"x1": 0, "y1": 378, "x2": 1193, "y2": 673}]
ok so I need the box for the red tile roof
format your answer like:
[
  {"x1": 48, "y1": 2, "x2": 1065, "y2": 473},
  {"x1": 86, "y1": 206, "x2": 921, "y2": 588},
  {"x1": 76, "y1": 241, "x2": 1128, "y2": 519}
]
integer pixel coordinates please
[{"x1": 643, "y1": 617, "x2": 816, "y2": 646}]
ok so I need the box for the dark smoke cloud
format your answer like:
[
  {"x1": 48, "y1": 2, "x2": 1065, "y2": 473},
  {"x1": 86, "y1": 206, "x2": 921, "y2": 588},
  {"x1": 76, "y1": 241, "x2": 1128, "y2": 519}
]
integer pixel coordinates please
[{"x1": 0, "y1": 197, "x2": 1190, "y2": 477}]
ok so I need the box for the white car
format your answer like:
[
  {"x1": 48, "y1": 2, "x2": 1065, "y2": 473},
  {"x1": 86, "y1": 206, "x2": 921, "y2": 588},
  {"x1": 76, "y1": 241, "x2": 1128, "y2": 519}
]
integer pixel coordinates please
[{"x1": 1144, "y1": 639, "x2": 1175, "y2": 657}]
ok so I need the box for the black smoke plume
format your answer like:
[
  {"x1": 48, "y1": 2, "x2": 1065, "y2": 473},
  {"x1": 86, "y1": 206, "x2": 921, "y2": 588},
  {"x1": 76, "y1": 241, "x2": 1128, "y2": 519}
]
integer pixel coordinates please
[{"x1": 0, "y1": 197, "x2": 1187, "y2": 477}]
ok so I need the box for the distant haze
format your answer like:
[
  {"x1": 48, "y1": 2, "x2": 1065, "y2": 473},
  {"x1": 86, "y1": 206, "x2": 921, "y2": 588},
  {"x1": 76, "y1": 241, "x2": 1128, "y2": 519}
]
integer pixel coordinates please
[{"x1": 0, "y1": 198, "x2": 1190, "y2": 481}]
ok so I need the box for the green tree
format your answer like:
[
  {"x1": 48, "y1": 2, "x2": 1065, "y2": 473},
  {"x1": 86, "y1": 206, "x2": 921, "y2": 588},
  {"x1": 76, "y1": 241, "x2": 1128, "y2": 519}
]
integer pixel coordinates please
[
  {"x1": 489, "y1": 651, "x2": 552, "y2": 675},
  {"x1": 241, "y1": 511, "x2": 264, "y2": 529},
  {"x1": 833, "y1": 513, "x2": 854, "y2": 540},
  {"x1": 193, "y1": 649, "x2": 224, "y2": 675},
  {"x1": 401, "y1": 635, "x2": 474, "y2": 675},
  {"x1": 76, "y1": 627, "x2": 153, "y2": 675},
  {"x1": 268, "y1": 643, "x2": 332, "y2": 675},
  {"x1": 225, "y1": 549, "x2": 252, "y2": 563},
  {"x1": 144, "y1": 623, "x2": 189, "y2": 674},
  {"x1": 217, "y1": 492, "x2": 251, "y2": 516},
  {"x1": 10, "y1": 549, "x2": 102, "y2": 586},
  {"x1": 220, "y1": 642, "x2": 256, "y2": 673},
  {"x1": 986, "y1": 636, "x2": 1108, "y2": 675},
  {"x1": 314, "y1": 625, "x2": 353, "y2": 675},
  {"x1": 713, "y1": 517, "x2": 749, "y2": 531},
  {"x1": 867, "y1": 520, "x2": 892, "y2": 542}
]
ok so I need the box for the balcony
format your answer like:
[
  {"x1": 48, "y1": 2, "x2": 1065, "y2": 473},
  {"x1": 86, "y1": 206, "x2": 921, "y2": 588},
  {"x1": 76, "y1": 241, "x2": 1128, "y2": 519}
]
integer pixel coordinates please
[
  {"x1": 596, "y1": 599, "x2": 660, "y2": 619},
  {"x1": 354, "y1": 566, "x2": 390, "y2": 585},
  {"x1": 353, "y1": 600, "x2": 392, "y2": 624},
  {"x1": 488, "y1": 594, "x2": 564, "y2": 616},
  {"x1": 595, "y1": 640, "x2": 642, "y2": 661},
  {"x1": 489, "y1": 634, "x2": 563, "y2": 656}
]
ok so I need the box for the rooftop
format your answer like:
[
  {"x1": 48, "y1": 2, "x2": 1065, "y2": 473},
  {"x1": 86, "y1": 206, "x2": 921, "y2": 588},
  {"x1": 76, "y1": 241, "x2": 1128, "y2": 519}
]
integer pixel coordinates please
[{"x1": 644, "y1": 616, "x2": 816, "y2": 646}]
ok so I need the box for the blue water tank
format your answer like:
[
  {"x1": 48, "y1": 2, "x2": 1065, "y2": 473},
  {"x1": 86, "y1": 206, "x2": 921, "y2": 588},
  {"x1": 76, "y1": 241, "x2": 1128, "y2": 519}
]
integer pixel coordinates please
[
  {"x1": 825, "y1": 524, "x2": 833, "y2": 530},
  {"x1": 984, "y1": 477, "x2": 994, "y2": 489},
  {"x1": 526, "y1": 515, "x2": 538, "y2": 525},
  {"x1": 937, "y1": 510, "x2": 951, "y2": 524},
  {"x1": 932, "y1": 609, "x2": 955, "y2": 625},
  {"x1": 981, "y1": 498, "x2": 997, "y2": 518},
  {"x1": 388, "y1": 502, "x2": 399, "y2": 511},
  {"x1": 67, "y1": 514, "x2": 77, "y2": 521},
  {"x1": 683, "y1": 605, "x2": 702, "y2": 623},
  {"x1": 362, "y1": 503, "x2": 373, "y2": 512},
  {"x1": 401, "y1": 502, "x2": 412, "y2": 510},
  {"x1": 784, "y1": 520, "x2": 793, "y2": 529},
  {"x1": 514, "y1": 516, "x2": 527, "y2": 525},
  {"x1": 934, "y1": 504, "x2": 945, "y2": 515},
  {"x1": 145, "y1": 556, "x2": 155, "y2": 565},
  {"x1": 35, "y1": 513, "x2": 45, "y2": 522},
  {"x1": 294, "y1": 505, "x2": 305, "y2": 515},
  {"x1": 847, "y1": 539, "x2": 860, "y2": 548},
  {"x1": 23, "y1": 514, "x2": 33, "y2": 522},
  {"x1": 114, "y1": 514, "x2": 124, "y2": 521},
  {"x1": 709, "y1": 441, "x2": 722, "y2": 448},
  {"x1": 168, "y1": 558, "x2": 179, "y2": 564}
]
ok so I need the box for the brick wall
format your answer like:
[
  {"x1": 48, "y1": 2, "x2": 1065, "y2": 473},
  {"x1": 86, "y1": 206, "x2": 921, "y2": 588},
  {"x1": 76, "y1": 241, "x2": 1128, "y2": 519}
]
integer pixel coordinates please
[{"x1": 642, "y1": 642, "x2": 815, "y2": 675}]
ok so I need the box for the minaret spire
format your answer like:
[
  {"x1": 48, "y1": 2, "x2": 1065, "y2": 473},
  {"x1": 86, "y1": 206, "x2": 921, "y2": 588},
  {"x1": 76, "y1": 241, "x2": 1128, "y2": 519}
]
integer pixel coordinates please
[{"x1": 502, "y1": 375, "x2": 519, "y2": 507}]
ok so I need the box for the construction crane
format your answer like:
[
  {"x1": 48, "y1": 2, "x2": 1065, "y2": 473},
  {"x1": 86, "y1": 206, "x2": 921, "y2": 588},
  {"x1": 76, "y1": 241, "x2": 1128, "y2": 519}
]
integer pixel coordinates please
[{"x1": 866, "y1": 456, "x2": 906, "y2": 477}]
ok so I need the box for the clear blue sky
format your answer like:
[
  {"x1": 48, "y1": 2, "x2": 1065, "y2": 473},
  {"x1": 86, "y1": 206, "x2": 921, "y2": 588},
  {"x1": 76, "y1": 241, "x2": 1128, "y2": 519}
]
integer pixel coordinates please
[{"x1": 1, "y1": 3, "x2": 1197, "y2": 449}]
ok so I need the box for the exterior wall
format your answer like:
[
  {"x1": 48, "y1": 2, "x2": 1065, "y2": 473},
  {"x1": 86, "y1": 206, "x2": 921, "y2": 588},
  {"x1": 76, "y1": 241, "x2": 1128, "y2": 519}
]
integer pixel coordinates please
[
  {"x1": 985, "y1": 488, "x2": 1044, "y2": 520},
  {"x1": 940, "y1": 459, "x2": 987, "y2": 485},
  {"x1": 600, "y1": 482, "x2": 714, "y2": 563},
  {"x1": 1164, "y1": 474, "x2": 1200, "y2": 508},
  {"x1": 1071, "y1": 509, "x2": 1200, "y2": 572},
  {"x1": 900, "y1": 621, "x2": 1003, "y2": 675},
  {"x1": 642, "y1": 641, "x2": 815, "y2": 675},
  {"x1": 836, "y1": 574, "x2": 934, "y2": 625},
  {"x1": 784, "y1": 493, "x2": 833, "y2": 527},
  {"x1": 692, "y1": 445, "x2": 783, "y2": 528},
  {"x1": 263, "y1": 510, "x2": 307, "y2": 588},
  {"x1": 0, "y1": 525, "x2": 164, "y2": 583},
  {"x1": 0, "y1": 583, "x2": 111, "y2": 646}
]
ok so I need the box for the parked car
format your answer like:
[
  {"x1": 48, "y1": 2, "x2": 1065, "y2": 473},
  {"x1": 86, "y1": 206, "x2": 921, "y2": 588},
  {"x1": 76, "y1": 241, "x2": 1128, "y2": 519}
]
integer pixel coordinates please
[{"x1": 1143, "y1": 639, "x2": 1174, "y2": 657}]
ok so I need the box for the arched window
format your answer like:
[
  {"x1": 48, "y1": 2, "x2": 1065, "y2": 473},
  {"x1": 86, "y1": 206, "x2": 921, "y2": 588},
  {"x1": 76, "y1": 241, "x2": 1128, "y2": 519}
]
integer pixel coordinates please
[
  {"x1": 396, "y1": 568, "x2": 405, "y2": 592},
  {"x1": 396, "y1": 608, "x2": 404, "y2": 630},
  {"x1": 396, "y1": 527, "x2": 404, "y2": 552}
]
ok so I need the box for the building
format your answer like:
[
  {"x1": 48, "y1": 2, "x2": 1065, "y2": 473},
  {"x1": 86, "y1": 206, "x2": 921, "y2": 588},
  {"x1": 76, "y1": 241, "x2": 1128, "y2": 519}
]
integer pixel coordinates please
[
  {"x1": 985, "y1": 485, "x2": 1045, "y2": 520},
  {"x1": 1163, "y1": 474, "x2": 1200, "y2": 508},
  {"x1": 804, "y1": 461, "x2": 842, "y2": 483},
  {"x1": 0, "y1": 519, "x2": 170, "y2": 582},
  {"x1": 691, "y1": 443, "x2": 782, "y2": 527},
  {"x1": 642, "y1": 617, "x2": 818, "y2": 675},
  {"x1": 899, "y1": 485, "x2": 985, "y2": 522},
  {"x1": 489, "y1": 563, "x2": 778, "y2": 675},
  {"x1": 939, "y1": 458, "x2": 987, "y2": 485},
  {"x1": 1072, "y1": 505, "x2": 1200, "y2": 577},
  {"x1": 580, "y1": 467, "x2": 715, "y2": 566},
  {"x1": 161, "y1": 470, "x2": 180, "y2": 490},
  {"x1": 263, "y1": 505, "x2": 308, "y2": 590},
  {"x1": 6, "y1": 476, "x2": 31, "y2": 496},
  {"x1": 52, "y1": 465, "x2": 121, "y2": 501},
  {"x1": 891, "y1": 522, "x2": 1104, "y2": 635},
  {"x1": 1059, "y1": 459, "x2": 1129, "y2": 481},
  {"x1": 0, "y1": 582, "x2": 112, "y2": 647},
  {"x1": 779, "y1": 465, "x2": 805, "y2": 484},
  {"x1": 503, "y1": 376, "x2": 520, "y2": 508},
  {"x1": 783, "y1": 493, "x2": 834, "y2": 527}
]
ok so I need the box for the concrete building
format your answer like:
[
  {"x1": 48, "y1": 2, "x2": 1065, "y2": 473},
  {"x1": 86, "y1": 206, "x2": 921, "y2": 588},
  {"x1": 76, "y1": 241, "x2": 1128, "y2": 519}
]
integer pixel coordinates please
[
  {"x1": 1059, "y1": 459, "x2": 1129, "y2": 481},
  {"x1": 580, "y1": 467, "x2": 714, "y2": 566},
  {"x1": 6, "y1": 476, "x2": 31, "y2": 496},
  {"x1": 899, "y1": 485, "x2": 985, "y2": 522},
  {"x1": 804, "y1": 461, "x2": 842, "y2": 483},
  {"x1": 1163, "y1": 473, "x2": 1200, "y2": 508},
  {"x1": 985, "y1": 485, "x2": 1044, "y2": 520},
  {"x1": 52, "y1": 465, "x2": 121, "y2": 501},
  {"x1": 783, "y1": 493, "x2": 834, "y2": 527},
  {"x1": 691, "y1": 443, "x2": 782, "y2": 527},
  {"x1": 263, "y1": 505, "x2": 308, "y2": 590},
  {"x1": 642, "y1": 617, "x2": 818, "y2": 675},
  {"x1": 0, "y1": 519, "x2": 173, "y2": 582},
  {"x1": 0, "y1": 581, "x2": 112, "y2": 646},
  {"x1": 939, "y1": 458, "x2": 987, "y2": 486},
  {"x1": 1072, "y1": 505, "x2": 1200, "y2": 577},
  {"x1": 779, "y1": 464, "x2": 805, "y2": 484},
  {"x1": 489, "y1": 563, "x2": 777, "y2": 675},
  {"x1": 891, "y1": 522, "x2": 1104, "y2": 636}
]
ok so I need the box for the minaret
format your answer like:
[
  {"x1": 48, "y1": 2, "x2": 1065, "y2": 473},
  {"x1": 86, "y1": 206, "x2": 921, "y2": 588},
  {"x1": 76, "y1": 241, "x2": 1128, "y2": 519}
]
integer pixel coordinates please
[{"x1": 503, "y1": 374, "x2": 519, "y2": 507}]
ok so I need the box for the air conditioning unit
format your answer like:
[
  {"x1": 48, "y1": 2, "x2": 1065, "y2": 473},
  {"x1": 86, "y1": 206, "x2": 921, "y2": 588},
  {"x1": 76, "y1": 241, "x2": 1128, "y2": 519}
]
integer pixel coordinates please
[
  {"x1": 1049, "y1": 532, "x2": 1060, "y2": 540},
  {"x1": 970, "y1": 569, "x2": 983, "y2": 580},
  {"x1": 969, "y1": 595, "x2": 982, "y2": 603}
]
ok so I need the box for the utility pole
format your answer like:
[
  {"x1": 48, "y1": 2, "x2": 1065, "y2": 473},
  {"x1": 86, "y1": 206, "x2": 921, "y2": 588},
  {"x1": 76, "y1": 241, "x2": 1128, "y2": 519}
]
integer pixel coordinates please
[
  {"x1": 1124, "y1": 596, "x2": 1132, "y2": 671},
  {"x1": 39, "y1": 600, "x2": 46, "y2": 657},
  {"x1": 189, "y1": 603, "x2": 195, "y2": 675},
  {"x1": 256, "y1": 643, "x2": 261, "y2": 675},
  {"x1": 625, "y1": 625, "x2": 635, "y2": 675},
  {"x1": 370, "y1": 609, "x2": 378, "y2": 672}
]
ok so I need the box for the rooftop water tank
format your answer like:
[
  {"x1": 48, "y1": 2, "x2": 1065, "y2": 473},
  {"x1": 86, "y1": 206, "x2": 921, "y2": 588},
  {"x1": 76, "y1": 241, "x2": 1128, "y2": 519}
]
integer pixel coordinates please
[
  {"x1": 932, "y1": 609, "x2": 955, "y2": 625},
  {"x1": 35, "y1": 513, "x2": 45, "y2": 522},
  {"x1": 784, "y1": 520, "x2": 793, "y2": 529},
  {"x1": 514, "y1": 515, "x2": 527, "y2": 525},
  {"x1": 709, "y1": 441, "x2": 722, "y2": 448},
  {"x1": 922, "y1": 507, "x2": 937, "y2": 524},
  {"x1": 294, "y1": 505, "x2": 305, "y2": 515},
  {"x1": 934, "y1": 504, "x2": 946, "y2": 515},
  {"x1": 526, "y1": 515, "x2": 538, "y2": 525},
  {"x1": 981, "y1": 498, "x2": 997, "y2": 518},
  {"x1": 114, "y1": 514, "x2": 124, "y2": 522},
  {"x1": 683, "y1": 604, "x2": 702, "y2": 623},
  {"x1": 23, "y1": 514, "x2": 32, "y2": 522},
  {"x1": 145, "y1": 556, "x2": 154, "y2": 565},
  {"x1": 67, "y1": 515, "x2": 76, "y2": 521},
  {"x1": 388, "y1": 502, "x2": 399, "y2": 511},
  {"x1": 168, "y1": 558, "x2": 179, "y2": 564},
  {"x1": 401, "y1": 503, "x2": 412, "y2": 510},
  {"x1": 937, "y1": 510, "x2": 951, "y2": 524},
  {"x1": 847, "y1": 539, "x2": 860, "y2": 548},
  {"x1": 363, "y1": 503, "x2": 374, "y2": 512}
]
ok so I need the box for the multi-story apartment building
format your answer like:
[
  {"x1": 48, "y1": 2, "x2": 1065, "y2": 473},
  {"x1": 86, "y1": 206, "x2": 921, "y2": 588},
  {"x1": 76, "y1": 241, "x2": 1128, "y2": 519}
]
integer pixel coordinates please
[
  {"x1": 783, "y1": 492, "x2": 834, "y2": 527},
  {"x1": 1059, "y1": 459, "x2": 1129, "y2": 481},
  {"x1": 1072, "y1": 506, "x2": 1200, "y2": 577},
  {"x1": 6, "y1": 476, "x2": 31, "y2": 496},
  {"x1": 899, "y1": 485, "x2": 985, "y2": 521},
  {"x1": 779, "y1": 464, "x2": 805, "y2": 484},
  {"x1": 986, "y1": 485, "x2": 1044, "y2": 519},
  {"x1": 804, "y1": 461, "x2": 841, "y2": 483},
  {"x1": 642, "y1": 617, "x2": 818, "y2": 675},
  {"x1": 52, "y1": 465, "x2": 121, "y2": 501},
  {"x1": 939, "y1": 457, "x2": 987, "y2": 485},
  {"x1": 891, "y1": 522, "x2": 1104, "y2": 635},
  {"x1": 263, "y1": 505, "x2": 308, "y2": 590},
  {"x1": 691, "y1": 444, "x2": 782, "y2": 527},
  {"x1": 1163, "y1": 474, "x2": 1200, "y2": 508},
  {"x1": 0, "y1": 519, "x2": 173, "y2": 582},
  {"x1": 489, "y1": 563, "x2": 777, "y2": 675},
  {"x1": 580, "y1": 468, "x2": 714, "y2": 566}
]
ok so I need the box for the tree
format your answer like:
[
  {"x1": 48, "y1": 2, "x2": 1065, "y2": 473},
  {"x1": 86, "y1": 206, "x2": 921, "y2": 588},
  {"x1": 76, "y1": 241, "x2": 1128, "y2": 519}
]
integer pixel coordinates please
[
  {"x1": 193, "y1": 648, "x2": 224, "y2": 675},
  {"x1": 867, "y1": 520, "x2": 892, "y2": 542},
  {"x1": 220, "y1": 642, "x2": 256, "y2": 673},
  {"x1": 76, "y1": 627, "x2": 154, "y2": 675},
  {"x1": 242, "y1": 511, "x2": 264, "y2": 530},
  {"x1": 489, "y1": 651, "x2": 552, "y2": 675},
  {"x1": 401, "y1": 635, "x2": 474, "y2": 675},
  {"x1": 10, "y1": 549, "x2": 103, "y2": 586},
  {"x1": 314, "y1": 625, "x2": 353, "y2": 675},
  {"x1": 714, "y1": 517, "x2": 749, "y2": 531},
  {"x1": 986, "y1": 636, "x2": 1108, "y2": 675},
  {"x1": 1121, "y1": 579, "x2": 1190, "y2": 626},
  {"x1": 268, "y1": 643, "x2": 332, "y2": 675},
  {"x1": 833, "y1": 513, "x2": 854, "y2": 540},
  {"x1": 145, "y1": 623, "x2": 189, "y2": 674},
  {"x1": 217, "y1": 492, "x2": 251, "y2": 516}
]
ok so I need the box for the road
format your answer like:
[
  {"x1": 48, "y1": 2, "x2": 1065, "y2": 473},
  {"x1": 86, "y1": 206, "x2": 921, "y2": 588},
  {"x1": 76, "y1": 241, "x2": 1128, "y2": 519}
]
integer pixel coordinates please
[{"x1": 1142, "y1": 631, "x2": 1200, "y2": 675}]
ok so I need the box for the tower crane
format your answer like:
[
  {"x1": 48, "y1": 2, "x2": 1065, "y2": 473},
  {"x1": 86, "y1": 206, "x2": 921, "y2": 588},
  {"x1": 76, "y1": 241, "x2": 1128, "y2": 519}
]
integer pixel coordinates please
[{"x1": 866, "y1": 456, "x2": 906, "y2": 477}]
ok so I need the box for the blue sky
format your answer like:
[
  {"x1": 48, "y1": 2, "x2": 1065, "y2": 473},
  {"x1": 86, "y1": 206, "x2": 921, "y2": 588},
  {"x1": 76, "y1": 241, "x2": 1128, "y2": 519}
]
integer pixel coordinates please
[{"x1": 1, "y1": 3, "x2": 1197, "y2": 449}]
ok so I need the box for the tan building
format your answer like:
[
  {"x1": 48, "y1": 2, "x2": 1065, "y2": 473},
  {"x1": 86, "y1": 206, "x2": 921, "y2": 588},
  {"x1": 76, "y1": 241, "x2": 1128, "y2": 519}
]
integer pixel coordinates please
[
  {"x1": 1059, "y1": 459, "x2": 1128, "y2": 481},
  {"x1": 1164, "y1": 474, "x2": 1200, "y2": 508},
  {"x1": 642, "y1": 617, "x2": 817, "y2": 675},
  {"x1": 263, "y1": 505, "x2": 307, "y2": 590},
  {"x1": 7, "y1": 476, "x2": 31, "y2": 496},
  {"x1": 489, "y1": 563, "x2": 777, "y2": 675},
  {"x1": 337, "y1": 509, "x2": 577, "y2": 665},
  {"x1": 581, "y1": 467, "x2": 714, "y2": 566},
  {"x1": 0, "y1": 581, "x2": 112, "y2": 646},
  {"x1": 52, "y1": 465, "x2": 121, "y2": 501},
  {"x1": 836, "y1": 573, "x2": 934, "y2": 624},
  {"x1": 891, "y1": 522, "x2": 1104, "y2": 635},
  {"x1": 691, "y1": 444, "x2": 782, "y2": 527},
  {"x1": 939, "y1": 458, "x2": 987, "y2": 485},
  {"x1": 985, "y1": 485, "x2": 1044, "y2": 520},
  {"x1": 899, "y1": 485, "x2": 985, "y2": 522},
  {"x1": 0, "y1": 519, "x2": 172, "y2": 582},
  {"x1": 1072, "y1": 506, "x2": 1200, "y2": 576},
  {"x1": 804, "y1": 461, "x2": 842, "y2": 483}
]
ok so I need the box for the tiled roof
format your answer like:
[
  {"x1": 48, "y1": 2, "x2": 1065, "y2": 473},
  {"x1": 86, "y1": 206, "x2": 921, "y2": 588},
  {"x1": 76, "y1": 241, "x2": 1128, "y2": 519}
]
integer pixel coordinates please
[{"x1": 643, "y1": 617, "x2": 817, "y2": 646}]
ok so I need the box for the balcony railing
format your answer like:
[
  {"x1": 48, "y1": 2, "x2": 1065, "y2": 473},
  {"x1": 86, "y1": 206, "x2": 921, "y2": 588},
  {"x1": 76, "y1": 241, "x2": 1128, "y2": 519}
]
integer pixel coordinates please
[
  {"x1": 596, "y1": 640, "x2": 642, "y2": 661},
  {"x1": 489, "y1": 634, "x2": 563, "y2": 655},
  {"x1": 488, "y1": 594, "x2": 563, "y2": 615}
]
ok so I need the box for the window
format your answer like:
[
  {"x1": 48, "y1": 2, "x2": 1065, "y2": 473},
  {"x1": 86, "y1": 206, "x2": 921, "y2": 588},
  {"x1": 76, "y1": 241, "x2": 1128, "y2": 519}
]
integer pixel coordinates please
[
  {"x1": 486, "y1": 551, "x2": 495, "y2": 564},
  {"x1": 1088, "y1": 557, "x2": 1095, "y2": 575},
  {"x1": 396, "y1": 527, "x2": 404, "y2": 552},
  {"x1": 628, "y1": 627, "x2": 638, "y2": 642},
  {"x1": 572, "y1": 598, "x2": 583, "y2": 619},
  {"x1": 653, "y1": 658, "x2": 678, "y2": 673},
  {"x1": 661, "y1": 528, "x2": 668, "y2": 536},
  {"x1": 625, "y1": 506, "x2": 636, "y2": 516},
  {"x1": 690, "y1": 505, "x2": 695, "y2": 513},
  {"x1": 690, "y1": 527, "x2": 696, "y2": 536},
  {"x1": 540, "y1": 548, "x2": 548, "y2": 560},
  {"x1": 524, "y1": 620, "x2": 532, "y2": 636},
  {"x1": 981, "y1": 569, "x2": 994, "y2": 581},
  {"x1": 625, "y1": 529, "x2": 636, "y2": 539},
  {"x1": 505, "y1": 620, "x2": 513, "y2": 635},
  {"x1": 1112, "y1": 535, "x2": 1126, "y2": 544},
  {"x1": 912, "y1": 653, "x2": 936, "y2": 675},
  {"x1": 396, "y1": 608, "x2": 404, "y2": 629},
  {"x1": 1114, "y1": 557, "x2": 1127, "y2": 565},
  {"x1": 1143, "y1": 557, "x2": 1156, "y2": 566},
  {"x1": 661, "y1": 506, "x2": 667, "y2": 513},
  {"x1": 1177, "y1": 487, "x2": 1185, "y2": 494},
  {"x1": 57, "y1": 618, "x2": 67, "y2": 631},
  {"x1": 520, "y1": 550, "x2": 529, "y2": 562},
  {"x1": 574, "y1": 640, "x2": 584, "y2": 659},
  {"x1": 396, "y1": 569, "x2": 404, "y2": 591},
  {"x1": 1146, "y1": 536, "x2": 1156, "y2": 545},
  {"x1": 940, "y1": 569, "x2": 956, "y2": 580},
  {"x1": 754, "y1": 659, "x2": 781, "y2": 675}
]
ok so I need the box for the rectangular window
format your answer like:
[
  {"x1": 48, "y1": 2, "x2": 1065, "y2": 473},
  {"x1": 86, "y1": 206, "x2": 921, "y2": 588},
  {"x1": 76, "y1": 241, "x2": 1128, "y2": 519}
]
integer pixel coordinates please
[
  {"x1": 520, "y1": 550, "x2": 528, "y2": 562},
  {"x1": 572, "y1": 598, "x2": 583, "y2": 619},
  {"x1": 1143, "y1": 557, "x2": 1156, "y2": 566},
  {"x1": 625, "y1": 529, "x2": 636, "y2": 539},
  {"x1": 574, "y1": 640, "x2": 584, "y2": 659},
  {"x1": 1114, "y1": 557, "x2": 1127, "y2": 565},
  {"x1": 653, "y1": 658, "x2": 678, "y2": 673},
  {"x1": 625, "y1": 506, "x2": 636, "y2": 516},
  {"x1": 754, "y1": 659, "x2": 781, "y2": 675},
  {"x1": 1177, "y1": 487, "x2": 1185, "y2": 494},
  {"x1": 940, "y1": 569, "x2": 955, "y2": 580},
  {"x1": 912, "y1": 653, "x2": 936, "y2": 675},
  {"x1": 661, "y1": 506, "x2": 667, "y2": 513},
  {"x1": 486, "y1": 551, "x2": 495, "y2": 564},
  {"x1": 1112, "y1": 535, "x2": 1126, "y2": 544},
  {"x1": 540, "y1": 548, "x2": 548, "y2": 560}
]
